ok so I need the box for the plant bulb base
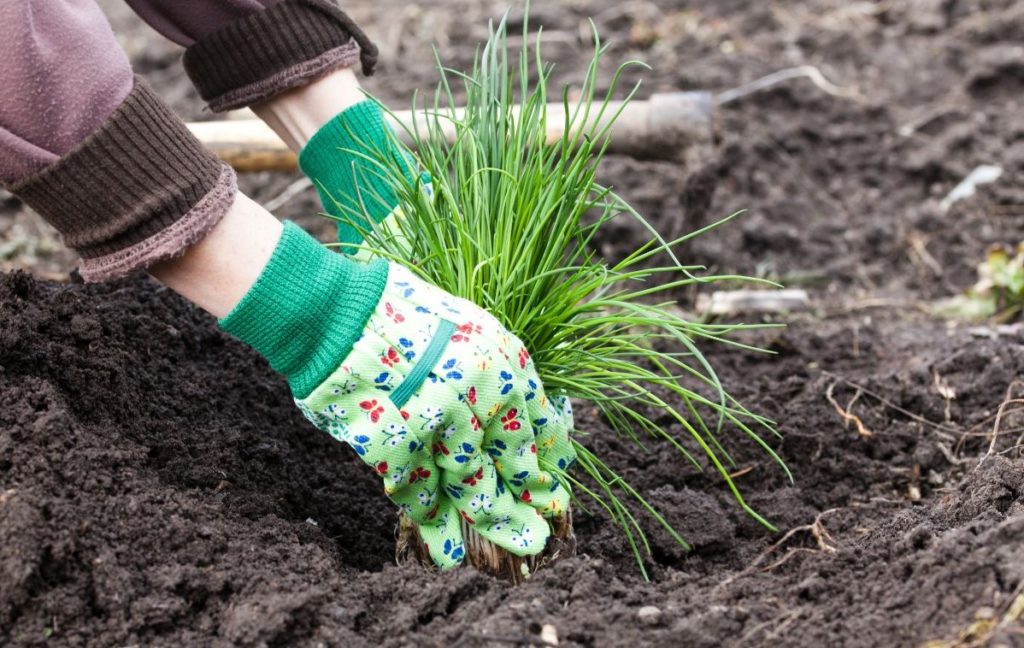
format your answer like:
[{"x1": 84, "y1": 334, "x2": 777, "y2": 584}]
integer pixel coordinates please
[{"x1": 396, "y1": 509, "x2": 576, "y2": 584}]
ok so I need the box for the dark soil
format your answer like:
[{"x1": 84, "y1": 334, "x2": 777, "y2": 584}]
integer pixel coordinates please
[{"x1": 3, "y1": 0, "x2": 1024, "y2": 646}]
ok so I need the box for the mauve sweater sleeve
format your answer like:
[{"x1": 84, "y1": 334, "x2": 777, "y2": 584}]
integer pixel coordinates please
[
  {"x1": 125, "y1": 0, "x2": 378, "y2": 112},
  {"x1": 0, "y1": 0, "x2": 237, "y2": 282},
  {"x1": 124, "y1": 0, "x2": 287, "y2": 45},
  {"x1": 0, "y1": 0, "x2": 133, "y2": 183}
]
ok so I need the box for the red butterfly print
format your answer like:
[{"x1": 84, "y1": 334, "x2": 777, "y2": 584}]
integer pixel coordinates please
[
  {"x1": 385, "y1": 302, "x2": 405, "y2": 323},
  {"x1": 408, "y1": 466, "x2": 432, "y2": 483},
  {"x1": 375, "y1": 461, "x2": 389, "y2": 475},
  {"x1": 470, "y1": 416, "x2": 481, "y2": 431},
  {"x1": 462, "y1": 467, "x2": 484, "y2": 486},
  {"x1": 466, "y1": 386, "x2": 477, "y2": 405},
  {"x1": 381, "y1": 347, "x2": 401, "y2": 367},
  {"x1": 520, "y1": 490, "x2": 532, "y2": 503},
  {"x1": 518, "y1": 348, "x2": 530, "y2": 369},
  {"x1": 360, "y1": 399, "x2": 384, "y2": 422},
  {"x1": 432, "y1": 442, "x2": 450, "y2": 456},
  {"x1": 450, "y1": 321, "x2": 483, "y2": 343},
  {"x1": 459, "y1": 509, "x2": 475, "y2": 525},
  {"x1": 501, "y1": 408, "x2": 521, "y2": 432}
]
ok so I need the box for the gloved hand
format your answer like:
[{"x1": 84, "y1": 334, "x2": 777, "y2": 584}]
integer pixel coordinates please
[{"x1": 220, "y1": 222, "x2": 576, "y2": 569}]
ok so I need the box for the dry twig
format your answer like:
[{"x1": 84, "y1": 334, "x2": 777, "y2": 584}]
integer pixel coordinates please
[
  {"x1": 907, "y1": 231, "x2": 944, "y2": 277},
  {"x1": 716, "y1": 65, "x2": 861, "y2": 105},
  {"x1": 978, "y1": 380, "x2": 1024, "y2": 468},
  {"x1": 716, "y1": 509, "x2": 840, "y2": 592},
  {"x1": 820, "y1": 372, "x2": 961, "y2": 437},
  {"x1": 729, "y1": 465, "x2": 755, "y2": 479},
  {"x1": 738, "y1": 611, "x2": 802, "y2": 644},
  {"x1": 932, "y1": 370, "x2": 956, "y2": 424}
]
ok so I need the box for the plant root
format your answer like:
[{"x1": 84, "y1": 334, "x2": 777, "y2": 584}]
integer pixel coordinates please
[
  {"x1": 826, "y1": 382, "x2": 873, "y2": 438},
  {"x1": 395, "y1": 509, "x2": 576, "y2": 585},
  {"x1": 737, "y1": 610, "x2": 802, "y2": 644},
  {"x1": 716, "y1": 508, "x2": 839, "y2": 592}
]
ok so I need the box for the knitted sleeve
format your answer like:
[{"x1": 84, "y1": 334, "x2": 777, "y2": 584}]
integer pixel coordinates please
[{"x1": 127, "y1": 0, "x2": 378, "y2": 112}]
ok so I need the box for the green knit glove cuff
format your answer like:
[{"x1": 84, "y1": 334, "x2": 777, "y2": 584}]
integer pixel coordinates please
[
  {"x1": 219, "y1": 221, "x2": 388, "y2": 398},
  {"x1": 298, "y1": 100, "x2": 414, "y2": 249}
]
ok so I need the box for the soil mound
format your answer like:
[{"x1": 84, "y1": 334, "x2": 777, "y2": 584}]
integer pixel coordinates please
[{"x1": 3, "y1": 272, "x2": 1023, "y2": 646}]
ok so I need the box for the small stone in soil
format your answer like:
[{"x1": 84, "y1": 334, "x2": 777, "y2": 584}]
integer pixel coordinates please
[
  {"x1": 637, "y1": 606, "x2": 663, "y2": 625},
  {"x1": 540, "y1": 624, "x2": 559, "y2": 645}
]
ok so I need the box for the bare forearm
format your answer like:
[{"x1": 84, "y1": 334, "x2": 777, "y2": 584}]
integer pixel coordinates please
[{"x1": 150, "y1": 192, "x2": 284, "y2": 318}]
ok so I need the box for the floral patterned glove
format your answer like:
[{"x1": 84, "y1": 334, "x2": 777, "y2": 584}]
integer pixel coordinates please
[{"x1": 220, "y1": 222, "x2": 576, "y2": 569}]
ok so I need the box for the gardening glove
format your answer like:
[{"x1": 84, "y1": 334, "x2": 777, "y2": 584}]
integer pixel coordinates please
[
  {"x1": 299, "y1": 101, "x2": 581, "y2": 517},
  {"x1": 219, "y1": 222, "x2": 576, "y2": 569},
  {"x1": 298, "y1": 99, "x2": 419, "y2": 252},
  {"x1": 353, "y1": 258, "x2": 578, "y2": 513}
]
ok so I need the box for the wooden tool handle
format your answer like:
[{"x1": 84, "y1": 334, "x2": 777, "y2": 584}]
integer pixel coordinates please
[{"x1": 187, "y1": 91, "x2": 714, "y2": 172}]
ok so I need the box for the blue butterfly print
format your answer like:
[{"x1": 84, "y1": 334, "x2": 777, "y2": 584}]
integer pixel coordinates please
[
  {"x1": 499, "y1": 370, "x2": 514, "y2": 395},
  {"x1": 443, "y1": 538, "x2": 464, "y2": 561},
  {"x1": 398, "y1": 337, "x2": 415, "y2": 360},
  {"x1": 441, "y1": 358, "x2": 463, "y2": 381},
  {"x1": 485, "y1": 439, "x2": 507, "y2": 458},
  {"x1": 525, "y1": 378, "x2": 537, "y2": 401},
  {"x1": 453, "y1": 442, "x2": 475, "y2": 464},
  {"x1": 374, "y1": 371, "x2": 394, "y2": 392},
  {"x1": 394, "y1": 281, "x2": 415, "y2": 298},
  {"x1": 350, "y1": 435, "x2": 371, "y2": 456}
]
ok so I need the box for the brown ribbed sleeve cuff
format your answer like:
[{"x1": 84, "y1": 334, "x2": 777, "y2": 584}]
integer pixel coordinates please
[
  {"x1": 7, "y1": 78, "x2": 236, "y2": 282},
  {"x1": 182, "y1": 0, "x2": 378, "y2": 113}
]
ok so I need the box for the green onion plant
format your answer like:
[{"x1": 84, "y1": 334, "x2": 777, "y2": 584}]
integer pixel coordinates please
[{"x1": 333, "y1": 10, "x2": 789, "y2": 579}]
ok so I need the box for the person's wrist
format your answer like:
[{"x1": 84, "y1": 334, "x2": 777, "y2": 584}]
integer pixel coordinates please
[
  {"x1": 218, "y1": 221, "x2": 389, "y2": 397},
  {"x1": 149, "y1": 192, "x2": 283, "y2": 318},
  {"x1": 252, "y1": 67, "x2": 365, "y2": 151}
]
